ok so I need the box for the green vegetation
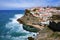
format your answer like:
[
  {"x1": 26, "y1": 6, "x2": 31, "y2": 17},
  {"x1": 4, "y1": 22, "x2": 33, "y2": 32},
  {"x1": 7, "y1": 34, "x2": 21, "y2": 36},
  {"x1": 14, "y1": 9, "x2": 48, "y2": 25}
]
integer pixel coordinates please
[
  {"x1": 52, "y1": 15, "x2": 60, "y2": 20},
  {"x1": 50, "y1": 32, "x2": 60, "y2": 38}
]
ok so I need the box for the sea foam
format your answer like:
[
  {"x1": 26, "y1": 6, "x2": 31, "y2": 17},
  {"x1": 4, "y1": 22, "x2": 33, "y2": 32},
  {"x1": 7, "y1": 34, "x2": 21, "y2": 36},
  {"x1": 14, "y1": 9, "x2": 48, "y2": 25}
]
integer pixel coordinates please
[{"x1": 5, "y1": 14, "x2": 37, "y2": 40}]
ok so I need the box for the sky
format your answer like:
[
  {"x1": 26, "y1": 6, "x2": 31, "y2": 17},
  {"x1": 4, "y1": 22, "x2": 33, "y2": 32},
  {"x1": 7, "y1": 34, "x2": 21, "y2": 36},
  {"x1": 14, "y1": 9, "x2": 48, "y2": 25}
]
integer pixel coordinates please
[{"x1": 0, "y1": 0, "x2": 60, "y2": 10}]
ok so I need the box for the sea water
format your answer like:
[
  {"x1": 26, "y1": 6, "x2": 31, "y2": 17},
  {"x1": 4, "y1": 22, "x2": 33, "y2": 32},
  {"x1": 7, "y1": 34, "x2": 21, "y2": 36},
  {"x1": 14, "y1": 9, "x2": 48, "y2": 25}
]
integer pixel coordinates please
[{"x1": 0, "y1": 10, "x2": 37, "y2": 40}]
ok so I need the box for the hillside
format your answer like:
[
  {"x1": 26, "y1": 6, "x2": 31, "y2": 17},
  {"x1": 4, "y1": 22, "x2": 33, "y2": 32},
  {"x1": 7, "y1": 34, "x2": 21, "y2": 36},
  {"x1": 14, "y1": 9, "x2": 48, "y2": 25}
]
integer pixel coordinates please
[{"x1": 17, "y1": 7, "x2": 60, "y2": 40}]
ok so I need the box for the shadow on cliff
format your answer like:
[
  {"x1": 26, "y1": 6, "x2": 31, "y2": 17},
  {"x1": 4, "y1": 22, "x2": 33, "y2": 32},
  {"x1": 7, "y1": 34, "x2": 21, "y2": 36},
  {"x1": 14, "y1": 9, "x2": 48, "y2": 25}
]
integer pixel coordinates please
[{"x1": 48, "y1": 21, "x2": 60, "y2": 32}]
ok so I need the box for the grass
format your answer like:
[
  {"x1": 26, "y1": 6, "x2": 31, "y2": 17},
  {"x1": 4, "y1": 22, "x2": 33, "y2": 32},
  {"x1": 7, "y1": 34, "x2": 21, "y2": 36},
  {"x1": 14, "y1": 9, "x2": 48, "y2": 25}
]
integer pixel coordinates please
[{"x1": 50, "y1": 32, "x2": 60, "y2": 38}]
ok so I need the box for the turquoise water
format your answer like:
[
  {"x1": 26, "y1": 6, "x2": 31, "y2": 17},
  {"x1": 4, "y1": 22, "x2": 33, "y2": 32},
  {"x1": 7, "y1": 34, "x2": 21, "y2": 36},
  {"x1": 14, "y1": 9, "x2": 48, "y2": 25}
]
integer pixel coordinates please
[{"x1": 0, "y1": 10, "x2": 36, "y2": 40}]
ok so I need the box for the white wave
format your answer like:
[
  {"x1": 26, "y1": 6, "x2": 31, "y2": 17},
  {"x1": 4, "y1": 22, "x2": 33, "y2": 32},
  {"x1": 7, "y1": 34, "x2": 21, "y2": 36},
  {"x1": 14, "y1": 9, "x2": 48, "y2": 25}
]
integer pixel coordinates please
[
  {"x1": 5, "y1": 14, "x2": 37, "y2": 40},
  {"x1": 5, "y1": 14, "x2": 27, "y2": 32}
]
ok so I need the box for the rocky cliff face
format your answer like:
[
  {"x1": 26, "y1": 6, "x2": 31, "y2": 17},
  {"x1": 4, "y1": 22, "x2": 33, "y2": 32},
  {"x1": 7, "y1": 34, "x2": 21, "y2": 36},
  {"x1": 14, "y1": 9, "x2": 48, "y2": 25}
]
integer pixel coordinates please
[
  {"x1": 17, "y1": 7, "x2": 60, "y2": 40},
  {"x1": 17, "y1": 9, "x2": 41, "y2": 32}
]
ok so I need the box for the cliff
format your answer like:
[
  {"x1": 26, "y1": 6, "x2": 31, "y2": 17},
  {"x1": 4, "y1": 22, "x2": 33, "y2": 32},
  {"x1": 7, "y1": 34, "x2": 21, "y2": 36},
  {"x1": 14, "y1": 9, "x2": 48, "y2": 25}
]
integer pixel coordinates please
[{"x1": 17, "y1": 7, "x2": 60, "y2": 40}]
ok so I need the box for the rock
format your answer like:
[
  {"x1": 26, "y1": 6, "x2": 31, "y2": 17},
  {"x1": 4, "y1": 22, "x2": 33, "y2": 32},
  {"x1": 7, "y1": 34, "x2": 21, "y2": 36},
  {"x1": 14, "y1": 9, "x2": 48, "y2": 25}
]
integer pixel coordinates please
[
  {"x1": 48, "y1": 21, "x2": 60, "y2": 31},
  {"x1": 17, "y1": 7, "x2": 60, "y2": 32},
  {"x1": 17, "y1": 9, "x2": 43, "y2": 32},
  {"x1": 23, "y1": 24, "x2": 40, "y2": 32},
  {"x1": 17, "y1": 7, "x2": 60, "y2": 40},
  {"x1": 35, "y1": 26, "x2": 60, "y2": 40},
  {"x1": 28, "y1": 37, "x2": 34, "y2": 40}
]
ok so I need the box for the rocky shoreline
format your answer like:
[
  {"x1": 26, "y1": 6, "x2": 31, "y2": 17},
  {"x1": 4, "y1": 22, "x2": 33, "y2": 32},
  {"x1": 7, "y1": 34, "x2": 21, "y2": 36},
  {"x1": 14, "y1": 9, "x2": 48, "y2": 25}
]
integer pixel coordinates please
[{"x1": 17, "y1": 7, "x2": 60, "y2": 40}]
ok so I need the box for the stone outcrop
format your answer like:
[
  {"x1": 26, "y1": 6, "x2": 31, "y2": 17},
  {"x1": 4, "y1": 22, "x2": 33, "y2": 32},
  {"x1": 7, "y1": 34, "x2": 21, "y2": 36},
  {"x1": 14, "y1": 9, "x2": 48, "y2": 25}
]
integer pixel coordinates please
[
  {"x1": 35, "y1": 26, "x2": 60, "y2": 40},
  {"x1": 17, "y1": 7, "x2": 60, "y2": 40},
  {"x1": 17, "y1": 9, "x2": 44, "y2": 32}
]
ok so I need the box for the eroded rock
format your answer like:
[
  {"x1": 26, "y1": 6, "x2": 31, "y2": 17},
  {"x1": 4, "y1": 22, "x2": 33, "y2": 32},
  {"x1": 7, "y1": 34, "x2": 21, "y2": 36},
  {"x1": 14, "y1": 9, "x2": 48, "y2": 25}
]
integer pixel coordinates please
[{"x1": 17, "y1": 7, "x2": 60, "y2": 40}]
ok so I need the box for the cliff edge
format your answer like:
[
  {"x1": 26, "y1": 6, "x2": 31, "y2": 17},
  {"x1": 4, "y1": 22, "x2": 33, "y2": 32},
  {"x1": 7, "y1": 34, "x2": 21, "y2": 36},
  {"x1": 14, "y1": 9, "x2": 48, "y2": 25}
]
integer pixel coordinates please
[{"x1": 17, "y1": 7, "x2": 60, "y2": 40}]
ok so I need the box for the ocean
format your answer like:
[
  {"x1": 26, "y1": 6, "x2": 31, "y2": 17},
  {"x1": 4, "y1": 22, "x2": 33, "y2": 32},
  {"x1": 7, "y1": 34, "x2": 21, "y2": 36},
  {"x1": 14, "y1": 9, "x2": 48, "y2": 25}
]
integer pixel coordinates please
[{"x1": 0, "y1": 10, "x2": 37, "y2": 40}]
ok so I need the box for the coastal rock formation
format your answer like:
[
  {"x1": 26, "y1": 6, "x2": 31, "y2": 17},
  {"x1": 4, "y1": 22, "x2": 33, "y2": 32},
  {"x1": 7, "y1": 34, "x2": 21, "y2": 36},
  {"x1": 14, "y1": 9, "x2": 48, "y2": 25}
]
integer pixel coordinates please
[
  {"x1": 35, "y1": 26, "x2": 60, "y2": 40},
  {"x1": 17, "y1": 7, "x2": 60, "y2": 40}
]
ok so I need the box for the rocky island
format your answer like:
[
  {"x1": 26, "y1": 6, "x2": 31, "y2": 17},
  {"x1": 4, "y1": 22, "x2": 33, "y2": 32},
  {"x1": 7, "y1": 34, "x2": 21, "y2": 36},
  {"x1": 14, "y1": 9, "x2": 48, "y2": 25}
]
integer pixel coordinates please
[{"x1": 17, "y1": 7, "x2": 60, "y2": 40}]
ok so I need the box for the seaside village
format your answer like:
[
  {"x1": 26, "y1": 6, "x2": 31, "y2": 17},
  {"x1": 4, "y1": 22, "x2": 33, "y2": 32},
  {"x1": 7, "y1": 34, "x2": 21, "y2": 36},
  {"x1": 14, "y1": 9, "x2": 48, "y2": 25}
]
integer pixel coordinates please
[
  {"x1": 27, "y1": 7, "x2": 57, "y2": 26},
  {"x1": 17, "y1": 7, "x2": 60, "y2": 40}
]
